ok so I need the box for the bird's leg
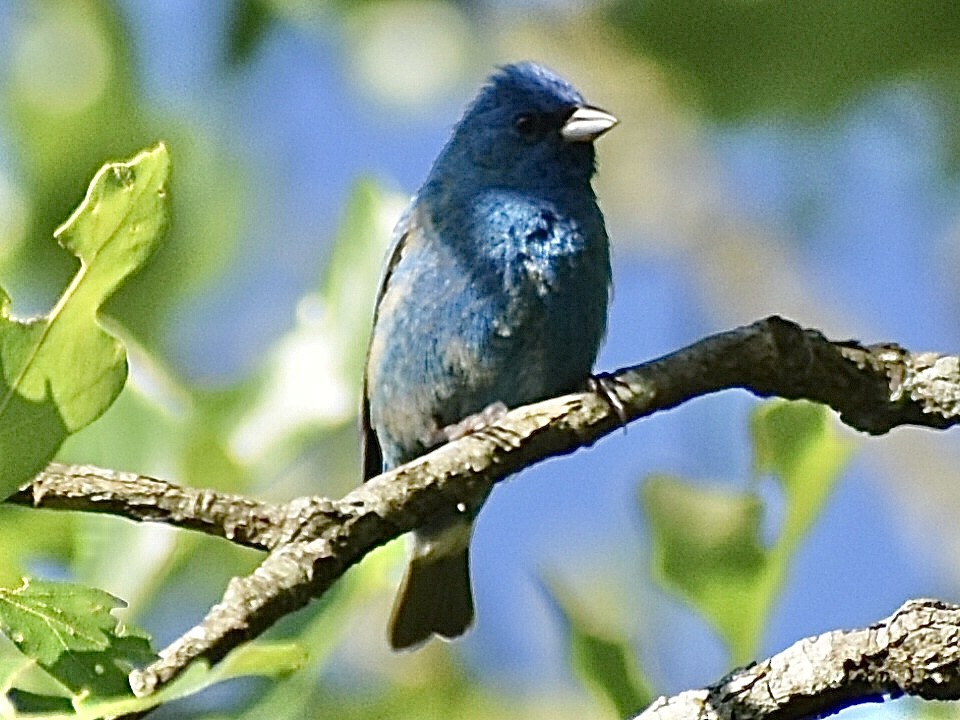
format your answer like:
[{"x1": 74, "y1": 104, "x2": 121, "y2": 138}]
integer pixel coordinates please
[
  {"x1": 439, "y1": 401, "x2": 509, "y2": 443},
  {"x1": 587, "y1": 373, "x2": 630, "y2": 426}
]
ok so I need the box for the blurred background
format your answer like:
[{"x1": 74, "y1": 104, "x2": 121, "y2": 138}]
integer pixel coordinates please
[{"x1": 1, "y1": 1, "x2": 960, "y2": 718}]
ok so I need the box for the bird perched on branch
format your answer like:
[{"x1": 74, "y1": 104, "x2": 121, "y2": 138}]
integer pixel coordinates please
[{"x1": 362, "y1": 61, "x2": 617, "y2": 649}]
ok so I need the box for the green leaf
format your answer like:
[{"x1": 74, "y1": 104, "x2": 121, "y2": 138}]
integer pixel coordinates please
[
  {"x1": 547, "y1": 581, "x2": 652, "y2": 718},
  {"x1": 1, "y1": 640, "x2": 305, "y2": 719},
  {"x1": 644, "y1": 476, "x2": 769, "y2": 663},
  {"x1": 226, "y1": 180, "x2": 400, "y2": 472},
  {"x1": 71, "y1": 641, "x2": 307, "y2": 719},
  {"x1": 321, "y1": 179, "x2": 400, "y2": 394},
  {"x1": 213, "y1": 641, "x2": 308, "y2": 682},
  {"x1": 233, "y1": 543, "x2": 396, "y2": 720},
  {"x1": 0, "y1": 580, "x2": 125, "y2": 665},
  {"x1": 0, "y1": 579, "x2": 155, "y2": 699},
  {"x1": 571, "y1": 633, "x2": 650, "y2": 718},
  {"x1": 752, "y1": 399, "x2": 853, "y2": 554},
  {"x1": 643, "y1": 400, "x2": 853, "y2": 664},
  {"x1": 226, "y1": 0, "x2": 274, "y2": 67},
  {"x1": 0, "y1": 143, "x2": 170, "y2": 498},
  {"x1": 0, "y1": 648, "x2": 51, "y2": 714}
]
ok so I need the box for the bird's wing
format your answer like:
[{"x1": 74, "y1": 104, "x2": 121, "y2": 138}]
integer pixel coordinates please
[
  {"x1": 360, "y1": 201, "x2": 421, "y2": 481},
  {"x1": 360, "y1": 394, "x2": 382, "y2": 482}
]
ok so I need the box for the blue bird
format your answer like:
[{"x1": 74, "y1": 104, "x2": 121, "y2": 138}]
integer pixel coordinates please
[{"x1": 362, "y1": 61, "x2": 617, "y2": 649}]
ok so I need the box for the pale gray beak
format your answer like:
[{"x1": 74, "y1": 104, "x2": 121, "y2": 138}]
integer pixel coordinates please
[{"x1": 560, "y1": 105, "x2": 618, "y2": 142}]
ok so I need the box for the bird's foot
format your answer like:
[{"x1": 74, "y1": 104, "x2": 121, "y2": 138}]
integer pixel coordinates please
[
  {"x1": 587, "y1": 373, "x2": 630, "y2": 426},
  {"x1": 440, "y1": 401, "x2": 509, "y2": 443}
]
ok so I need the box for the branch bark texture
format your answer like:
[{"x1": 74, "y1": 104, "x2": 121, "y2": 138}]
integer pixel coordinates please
[{"x1": 636, "y1": 598, "x2": 960, "y2": 720}]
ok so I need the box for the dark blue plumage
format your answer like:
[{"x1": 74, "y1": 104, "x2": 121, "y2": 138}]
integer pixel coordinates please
[{"x1": 362, "y1": 61, "x2": 617, "y2": 649}]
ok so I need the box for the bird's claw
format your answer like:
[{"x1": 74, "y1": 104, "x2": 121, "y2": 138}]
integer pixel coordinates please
[
  {"x1": 441, "y1": 401, "x2": 509, "y2": 443},
  {"x1": 587, "y1": 373, "x2": 630, "y2": 426}
]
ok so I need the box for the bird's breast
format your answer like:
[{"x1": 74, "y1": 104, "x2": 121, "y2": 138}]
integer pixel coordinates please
[{"x1": 369, "y1": 188, "x2": 610, "y2": 463}]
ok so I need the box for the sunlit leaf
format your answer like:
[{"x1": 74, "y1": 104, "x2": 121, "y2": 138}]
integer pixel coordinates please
[
  {"x1": 752, "y1": 400, "x2": 853, "y2": 553},
  {"x1": 5, "y1": 1, "x2": 148, "y2": 295},
  {"x1": 227, "y1": 180, "x2": 399, "y2": 475},
  {"x1": 0, "y1": 649, "x2": 58, "y2": 717},
  {"x1": 0, "y1": 579, "x2": 155, "y2": 700},
  {"x1": 3, "y1": 635, "x2": 304, "y2": 718},
  {"x1": 644, "y1": 476, "x2": 769, "y2": 663},
  {"x1": 0, "y1": 143, "x2": 169, "y2": 497},
  {"x1": 321, "y1": 178, "x2": 400, "y2": 392},
  {"x1": 72, "y1": 641, "x2": 307, "y2": 719}
]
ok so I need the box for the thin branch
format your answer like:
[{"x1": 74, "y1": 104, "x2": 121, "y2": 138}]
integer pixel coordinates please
[
  {"x1": 7, "y1": 463, "x2": 286, "y2": 550},
  {"x1": 635, "y1": 598, "x2": 960, "y2": 720},
  {"x1": 7, "y1": 316, "x2": 959, "y2": 697}
]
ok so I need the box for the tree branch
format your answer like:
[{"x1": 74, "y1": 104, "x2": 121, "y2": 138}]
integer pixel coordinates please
[
  {"x1": 8, "y1": 463, "x2": 284, "y2": 549},
  {"x1": 7, "y1": 463, "x2": 338, "y2": 551},
  {"x1": 635, "y1": 598, "x2": 960, "y2": 720},
  {"x1": 7, "y1": 316, "x2": 959, "y2": 698}
]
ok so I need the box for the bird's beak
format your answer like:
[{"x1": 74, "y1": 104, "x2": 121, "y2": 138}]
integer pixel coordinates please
[{"x1": 560, "y1": 105, "x2": 618, "y2": 142}]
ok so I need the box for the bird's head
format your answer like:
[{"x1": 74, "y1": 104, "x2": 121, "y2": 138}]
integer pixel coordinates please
[{"x1": 429, "y1": 62, "x2": 617, "y2": 195}]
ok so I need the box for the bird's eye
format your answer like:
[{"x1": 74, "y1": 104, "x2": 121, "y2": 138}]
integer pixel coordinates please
[{"x1": 513, "y1": 113, "x2": 539, "y2": 139}]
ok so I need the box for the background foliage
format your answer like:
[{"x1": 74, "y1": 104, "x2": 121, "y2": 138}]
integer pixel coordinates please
[{"x1": 1, "y1": 1, "x2": 959, "y2": 718}]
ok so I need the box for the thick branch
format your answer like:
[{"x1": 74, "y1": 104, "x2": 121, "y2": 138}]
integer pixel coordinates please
[
  {"x1": 15, "y1": 316, "x2": 959, "y2": 537},
  {"x1": 627, "y1": 315, "x2": 960, "y2": 434},
  {"x1": 8, "y1": 316, "x2": 959, "y2": 696},
  {"x1": 636, "y1": 598, "x2": 960, "y2": 720}
]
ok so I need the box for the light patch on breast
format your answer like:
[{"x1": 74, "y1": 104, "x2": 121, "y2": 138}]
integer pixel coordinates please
[
  {"x1": 443, "y1": 336, "x2": 482, "y2": 376},
  {"x1": 491, "y1": 316, "x2": 512, "y2": 338},
  {"x1": 521, "y1": 255, "x2": 552, "y2": 297}
]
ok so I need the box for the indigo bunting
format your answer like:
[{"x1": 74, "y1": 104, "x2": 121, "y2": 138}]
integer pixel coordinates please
[{"x1": 361, "y1": 61, "x2": 617, "y2": 649}]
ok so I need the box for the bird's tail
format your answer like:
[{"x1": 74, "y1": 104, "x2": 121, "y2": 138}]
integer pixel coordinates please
[{"x1": 388, "y1": 543, "x2": 474, "y2": 650}]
